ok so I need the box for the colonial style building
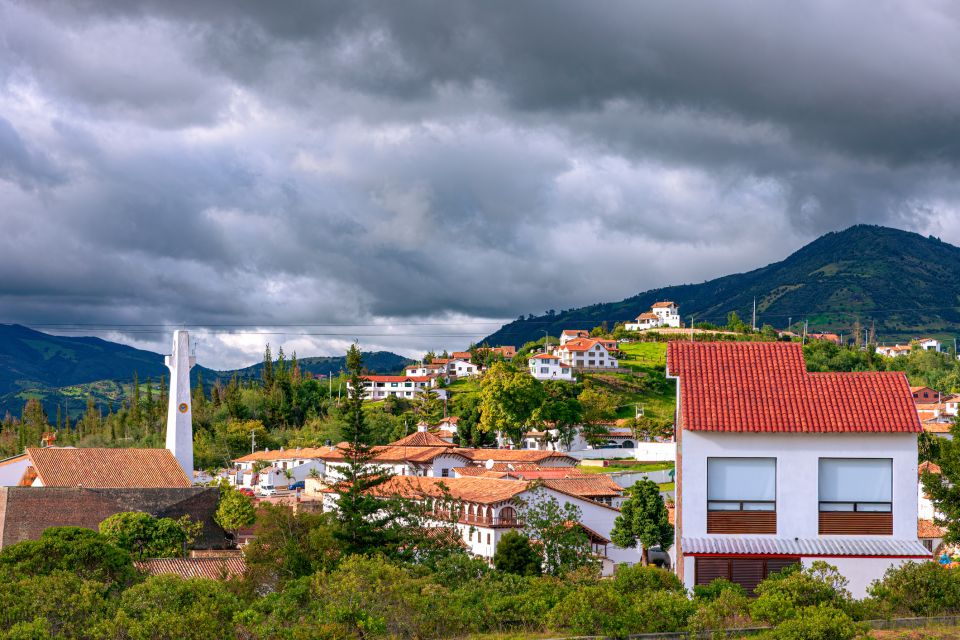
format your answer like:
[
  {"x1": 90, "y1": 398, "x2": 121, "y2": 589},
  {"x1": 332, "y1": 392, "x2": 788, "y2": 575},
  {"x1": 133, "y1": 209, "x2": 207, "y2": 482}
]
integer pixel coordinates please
[
  {"x1": 528, "y1": 353, "x2": 574, "y2": 381},
  {"x1": 555, "y1": 338, "x2": 619, "y2": 370},
  {"x1": 625, "y1": 301, "x2": 681, "y2": 331},
  {"x1": 667, "y1": 341, "x2": 929, "y2": 598}
]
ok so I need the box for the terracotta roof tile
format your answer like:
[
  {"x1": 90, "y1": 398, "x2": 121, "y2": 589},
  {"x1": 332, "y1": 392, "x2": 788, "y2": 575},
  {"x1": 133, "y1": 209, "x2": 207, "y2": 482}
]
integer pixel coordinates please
[
  {"x1": 135, "y1": 556, "x2": 245, "y2": 580},
  {"x1": 371, "y1": 476, "x2": 528, "y2": 504},
  {"x1": 919, "y1": 461, "x2": 942, "y2": 475},
  {"x1": 233, "y1": 447, "x2": 333, "y2": 463},
  {"x1": 459, "y1": 449, "x2": 577, "y2": 464},
  {"x1": 924, "y1": 422, "x2": 953, "y2": 434},
  {"x1": 25, "y1": 448, "x2": 191, "y2": 488},
  {"x1": 667, "y1": 342, "x2": 921, "y2": 433},
  {"x1": 919, "y1": 519, "x2": 946, "y2": 539},
  {"x1": 541, "y1": 476, "x2": 623, "y2": 497},
  {"x1": 652, "y1": 301, "x2": 676, "y2": 308},
  {"x1": 389, "y1": 431, "x2": 456, "y2": 448}
]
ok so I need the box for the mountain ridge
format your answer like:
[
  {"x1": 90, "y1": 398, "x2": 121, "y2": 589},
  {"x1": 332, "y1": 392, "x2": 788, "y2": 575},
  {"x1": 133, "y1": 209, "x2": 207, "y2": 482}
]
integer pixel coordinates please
[{"x1": 482, "y1": 225, "x2": 960, "y2": 347}]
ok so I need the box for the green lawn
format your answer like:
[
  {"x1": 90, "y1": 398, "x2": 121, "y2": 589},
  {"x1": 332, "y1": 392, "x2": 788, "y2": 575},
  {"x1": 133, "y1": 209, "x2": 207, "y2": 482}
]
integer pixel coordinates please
[{"x1": 579, "y1": 461, "x2": 674, "y2": 474}]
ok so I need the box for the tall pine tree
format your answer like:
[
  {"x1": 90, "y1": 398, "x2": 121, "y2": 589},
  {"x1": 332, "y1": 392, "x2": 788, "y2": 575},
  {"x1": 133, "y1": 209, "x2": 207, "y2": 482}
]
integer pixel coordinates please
[
  {"x1": 262, "y1": 344, "x2": 274, "y2": 389},
  {"x1": 333, "y1": 343, "x2": 394, "y2": 555}
]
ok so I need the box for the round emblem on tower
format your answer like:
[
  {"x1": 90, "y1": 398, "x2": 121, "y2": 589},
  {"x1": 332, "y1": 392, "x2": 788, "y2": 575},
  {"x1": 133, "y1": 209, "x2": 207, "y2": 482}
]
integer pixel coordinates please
[{"x1": 178, "y1": 402, "x2": 188, "y2": 413}]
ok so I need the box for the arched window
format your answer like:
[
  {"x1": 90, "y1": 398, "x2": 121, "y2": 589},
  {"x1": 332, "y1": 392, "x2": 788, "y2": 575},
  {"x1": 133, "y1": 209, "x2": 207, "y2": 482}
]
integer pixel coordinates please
[
  {"x1": 499, "y1": 506, "x2": 517, "y2": 524},
  {"x1": 621, "y1": 440, "x2": 635, "y2": 449}
]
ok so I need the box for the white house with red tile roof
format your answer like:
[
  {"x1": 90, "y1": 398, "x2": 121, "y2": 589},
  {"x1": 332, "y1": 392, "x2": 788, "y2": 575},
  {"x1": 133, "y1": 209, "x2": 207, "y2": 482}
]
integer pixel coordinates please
[
  {"x1": 916, "y1": 338, "x2": 944, "y2": 353},
  {"x1": 876, "y1": 344, "x2": 913, "y2": 357},
  {"x1": 625, "y1": 302, "x2": 681, "y2": 331},
  {"x1": 555, "y1": 338, "x2": 619, "y2": 369},
  {"x1": 528, "y1": 353, "x2": 574, "y2": 381},
  {"x1": 667, "y1": 341, "x2": 928, "y2": 598},
  {"x1": 560, "y1": 330, "x2": 589, "y2": 345},
  {"x1": 349, "y1": 374, "x2": 438, "y2": 400},
  {"x1": 321, "y1": 475, "x2": 636, "y2": 571}
]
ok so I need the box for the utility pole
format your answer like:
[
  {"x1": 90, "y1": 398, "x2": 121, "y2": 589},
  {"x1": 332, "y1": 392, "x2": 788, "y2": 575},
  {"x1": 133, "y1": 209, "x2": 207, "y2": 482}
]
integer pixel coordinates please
[
  {"x1": 690, "y1": 316, "x2": 695, "y2": 342},
  {"x1": 250, "y1": 429, "x2": 257, "y2": 454},
  {"x1": 752, "y1": 297, "x2": 757, "y2": 331}
]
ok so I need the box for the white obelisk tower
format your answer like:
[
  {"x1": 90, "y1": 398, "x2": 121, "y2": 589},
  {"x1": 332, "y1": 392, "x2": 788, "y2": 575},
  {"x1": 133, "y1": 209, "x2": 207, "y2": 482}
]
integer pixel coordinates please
[{"x1": 165, "y1": 330, "x2": 196, "y2": 479}]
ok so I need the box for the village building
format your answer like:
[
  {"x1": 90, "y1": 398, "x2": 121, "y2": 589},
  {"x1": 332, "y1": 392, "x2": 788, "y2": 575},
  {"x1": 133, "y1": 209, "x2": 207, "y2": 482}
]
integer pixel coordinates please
[
  {"x1": 911, "y1": 386, "x2": 940, "y2": 403},
  {"x1": 554, "y1": 338, "x2": 619, "y2": 370},
  {"x1": 349, "y1": 374, "x2": 439, "y2": 400},
  {"x1": 807, "y1": 332, "x2": 842, "y2": 344},
  {"x1": 876, "y1": 344, "x2": 913, "y2": 357},
  {"x1": 916, "y1": 338, "x2": 944, "y2": 353},
  {"x1": 559, "y1": 330, "x2": 589, "y2": 345},
  {"x1": 528, "y1": 353, "x2": 574, "y2": 381},
  {"x1": 625, "y1": 301, "x2": 681, "y2": 331},
  {"x1": 7, "y1": 447, "x2": 191, "y2": 488},
  {"x1": 667, "y1": 341, "x2": 929, "y2": 598}
]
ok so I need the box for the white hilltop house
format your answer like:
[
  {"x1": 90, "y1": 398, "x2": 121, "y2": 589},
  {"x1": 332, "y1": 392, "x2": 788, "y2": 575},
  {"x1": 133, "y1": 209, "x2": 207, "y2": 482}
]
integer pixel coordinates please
[
  {"x1": 625, "y1": 301, "x2": 681, "y2": 331},
  {"x1": 560, "y1": 330, "x2": 589, "y2": 345},
  {"x1": 528, "y1": 353, "x2": 574, "y2": 381}
]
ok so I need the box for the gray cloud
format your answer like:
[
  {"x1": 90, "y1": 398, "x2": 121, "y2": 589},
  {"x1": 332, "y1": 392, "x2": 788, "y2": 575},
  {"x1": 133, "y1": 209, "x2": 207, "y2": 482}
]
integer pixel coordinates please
[{"x1": 2, "y1": 0, "x2": 960, "y2": 366}]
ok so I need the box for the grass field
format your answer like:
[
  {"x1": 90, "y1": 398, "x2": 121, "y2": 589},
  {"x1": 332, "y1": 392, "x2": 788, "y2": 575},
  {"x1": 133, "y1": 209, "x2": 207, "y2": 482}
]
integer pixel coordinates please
[
  {"x1": 579, "y1": 461, "x2": 674, "y2": 474},
  {"x1": 587, "y1": 341, "x2": 676, "y2": 423}
]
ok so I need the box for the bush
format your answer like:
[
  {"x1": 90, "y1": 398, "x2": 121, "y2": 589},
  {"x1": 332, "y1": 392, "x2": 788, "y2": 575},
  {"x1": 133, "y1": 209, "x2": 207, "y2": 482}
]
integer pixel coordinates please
[
  {"x1": 452, "y1": 572, "x2": 570, "y2": 633},
  {"x1": 638, "y1": 590, "x2": 697, "y2": 634},
  {"x1": 0, "y1": 572, "x2": 114, "y2": 637},
  {"x1": 694, "y1": 577, "x2": 747, "y2": 601},
  {"x1": 752, "y1": 562, "x2": 852, "y2": 624},
  {"x1": 0, "y1": 527, "x2": 137, "y2": 589},
  {"x1": 548, "y1": 584, "x2": 640, "y2": 637},
  {"x1": 759, "y1": 604, "x2": 864, "y2": 640},
  {"x1": 611, "y1": 563, "x2": 684, "y2": 595},
  {"x1": 493, "y1": 530, "x2": 541, "y2": 576},
  {"x1": 868, "y1": 561, "x2": 960, "y2": 616},
  {"x1": 689, "y1": 586, "x2": 754, "y2": 633}
]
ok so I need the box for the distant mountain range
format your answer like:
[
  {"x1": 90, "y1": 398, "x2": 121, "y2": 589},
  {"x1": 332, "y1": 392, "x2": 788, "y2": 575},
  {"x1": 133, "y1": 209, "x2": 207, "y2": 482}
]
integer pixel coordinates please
[
  {"x1": 482, "y1": 225, "x2": 960, "y2": 347},
  {"x1": 0, "y1": 324, "x2": 411, "y2": 418}
]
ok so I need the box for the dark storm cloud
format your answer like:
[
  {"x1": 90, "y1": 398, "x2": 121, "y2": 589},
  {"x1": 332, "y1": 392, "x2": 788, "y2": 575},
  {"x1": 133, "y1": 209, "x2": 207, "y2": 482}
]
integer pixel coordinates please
[{"x1": 2, "y1": 0, "x2": 960, "y2": 366}]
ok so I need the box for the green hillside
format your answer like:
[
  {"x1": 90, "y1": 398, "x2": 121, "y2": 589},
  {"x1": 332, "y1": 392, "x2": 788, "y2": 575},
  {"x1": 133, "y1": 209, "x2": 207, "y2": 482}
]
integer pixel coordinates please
[
  {"x1": 482, "y1": 225, "x2": 960, "y2": 347},
  {"x1": 0, "y1": 324, "x2": 411, "y2": 419}
]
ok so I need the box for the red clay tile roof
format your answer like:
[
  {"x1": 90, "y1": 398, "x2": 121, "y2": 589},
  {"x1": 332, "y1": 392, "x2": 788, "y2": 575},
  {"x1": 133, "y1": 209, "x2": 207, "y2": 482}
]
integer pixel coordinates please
[
  {"x1": 918, "y1": 519, "x2": 946, "y2": 539},
  {"x1": 562, "y1": 330, "x2": 588, "y2": 336},
  {"x1": 636, "y1": 312, "x2": 659, "y2": 320},
  {"x1": 667, "y1": 342, "x2": 920, "y2": 433},
  {"x1": 389, "y1": 431, "x2": 456, "y2": 448},
  {"x1": 559, "y1": 338, "x2": 610, "y2": 353},
  {"x1": 25, "y1": 447, "x2": 191, "y2": 488},
  {"x1": 652, "y1": 301, "x2": 676, "y2": 308},
  {"x1": 530, "y1": 353, "x2": 561, "y2": 360},
  {"x1": 453, "y1": 467, "x2": 511, "y2": 478},
  {"x1": 541, "y1": 476, "x2": 622, "y2": 497},
  {"x1": 371, "y1": 476, "x2": 529, "y2": 504},
  {"x1": 452, "y1": 352, "x2": 472, "y2": 359},
  {"x1": 233, "y1": 447, "x2": 332, "y2": 463},
  {"x1": 459, "y1": 449, "x2": 577, "y2": 464},
  {"x1": 919, "y1": 461, "x2": 942, "y2": 475},
  {"x1": 923, "y1": 422, "x2": 953, "y2": 434},
  {"x1": 319, "y1": 443, "x2": 471, "y2": 464},
  {"x1": 135, "y1": 556, "x2": 245, "y2": 580}
]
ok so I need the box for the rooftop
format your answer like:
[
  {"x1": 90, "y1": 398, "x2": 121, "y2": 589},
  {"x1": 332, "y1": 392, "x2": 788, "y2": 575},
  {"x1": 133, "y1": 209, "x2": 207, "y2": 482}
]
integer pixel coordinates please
[
  {"x1": 23, "y1": 447, "x2": 191, "y2": 488},
  {"x1": 667, "y1": 342, "x2": 920, "y2": 433}
]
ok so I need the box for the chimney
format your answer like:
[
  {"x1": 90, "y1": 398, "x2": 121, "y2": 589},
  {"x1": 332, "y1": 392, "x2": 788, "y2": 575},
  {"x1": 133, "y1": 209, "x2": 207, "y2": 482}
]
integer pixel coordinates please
[{"x1": 164, "y1": 330, "x2": 196, "y2": 480}]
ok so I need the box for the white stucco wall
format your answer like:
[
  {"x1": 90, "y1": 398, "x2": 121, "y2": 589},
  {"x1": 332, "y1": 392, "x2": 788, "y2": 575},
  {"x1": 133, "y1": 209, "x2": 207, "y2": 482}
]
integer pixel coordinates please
[
  {"x1": 0, "y1": 457, "x2": 29, "y2": 486},
  {"x1": 679, "y1": 430, "x2": 918, "y2": 540}
]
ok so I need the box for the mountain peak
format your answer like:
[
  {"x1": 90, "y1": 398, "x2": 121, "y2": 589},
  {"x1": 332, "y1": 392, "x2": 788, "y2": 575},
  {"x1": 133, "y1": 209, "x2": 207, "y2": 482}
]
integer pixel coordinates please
[{"x1": 483, "y1": 225, "x2": 960, "y2": 346}]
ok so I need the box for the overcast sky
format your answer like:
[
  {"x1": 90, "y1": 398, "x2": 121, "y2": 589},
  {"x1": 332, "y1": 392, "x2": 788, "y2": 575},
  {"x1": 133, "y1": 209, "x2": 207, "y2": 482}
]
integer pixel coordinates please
[{"x1": 3, "y1": 1, "x2": 960, "y2": 368}]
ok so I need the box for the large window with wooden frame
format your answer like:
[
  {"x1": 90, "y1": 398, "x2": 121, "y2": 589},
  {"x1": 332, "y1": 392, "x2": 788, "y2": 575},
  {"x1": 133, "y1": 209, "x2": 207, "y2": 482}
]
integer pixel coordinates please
[
  {"x1": 695, "y1": 556, "x2": 799, "y2": 594},
  {"x1": 818, "y1": 458, "x2": 893, "y2": 534},
  {"x1": 707, "y1": 457, "x2": 776, "y2": 534}
]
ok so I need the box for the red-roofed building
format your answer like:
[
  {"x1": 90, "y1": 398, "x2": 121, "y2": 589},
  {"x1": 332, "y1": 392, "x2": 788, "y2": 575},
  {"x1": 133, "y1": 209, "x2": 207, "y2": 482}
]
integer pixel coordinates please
[
  {"x1": 555, "y1": 338, "x2": 619, "y2": 370},
  {"x1": 348, "y1": 374, "x2": 440, "y2": 401},
  {"x1": 625, "y1": 302, "x2": 681, "y2": 331},
  {"x1": 528, "y1": 353, "x2": 574, "y2": 381},
  {"x1": 667, "y1": 341, "x2": 928, "y2": 598}
]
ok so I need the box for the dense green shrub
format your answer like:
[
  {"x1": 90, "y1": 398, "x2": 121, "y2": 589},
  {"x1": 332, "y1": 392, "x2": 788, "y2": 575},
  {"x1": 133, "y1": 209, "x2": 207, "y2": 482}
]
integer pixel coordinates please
[
  {"x1": 0, "y1": 527, "x2": 137, "y2": 589},
  {"x1": 694, "y1": 577, "x2": 747, "y2": 600},
  {"x1": 868, "y1": 561, "x2": 960, "y2": 616},
  {"x1": 547, "y1": 584, "x2": 641, "y2": 637},
  {"x1": 611, "y1": 563, "x2": 684, "y2": 595},
  {"x1": 758, "y1": 604, "x2": 864, "y2": 640},
  {"x1": 688, "y1": 586, "x2": 754, "y2": 633},
  {"x1": 752, "y1": 562, "x2": 852, "y2": 624},
  {"x1": 0, "y1": 572, "x2": 114, "y2": 638},
  {"x1": 493, "y1": 530, "x2": 541, "y2": 576}
]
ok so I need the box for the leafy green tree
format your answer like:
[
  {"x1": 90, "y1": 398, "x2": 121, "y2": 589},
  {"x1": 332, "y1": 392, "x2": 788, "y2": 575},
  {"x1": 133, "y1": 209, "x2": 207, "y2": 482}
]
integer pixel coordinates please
[
  {"x1": 726, "y1": 311, "x2": 751, "y2": 333},
  {"x1": 214, "y1": 483, "x2": 256, "y2": 543},
  {"x1": 101, "y1": 574, "x2": 242, "y2": 640},
  {"x1": 0, "y1": 572, "x2": 115, "y2": 638},
  {"x1": 522, "y1": 490, "x2": 595, "y2": 576},
  {"x1": 533, "y1": 381, "x2": 583, "y2": 451},
  {"x1": 922, "y1": 418, "x2": 960, "y2": 545},
  {"x1": 0, "y1": 527, "x2": 137, "y2": 588},
  {"x1": 244, "y1": 503, "x2": 341, "y2": 591},
  {"x1": 493, "y1": 530, "x2": 541, "y2": 576},
  {"x1": 611, "y1": 478, "x2": 673, "y2": 565},
  {"x1": 578, "y1": 386, "x2": 617, "y2": 445},
  {"x1": 479, "y1": 362, "x2": 544, "y2": 445},
  {"x1": 99, "y1": 512, "x2": 201, "y2": 559},
  {"x1": 413, "y1": 389, "x2": 444, "y2": 425}
]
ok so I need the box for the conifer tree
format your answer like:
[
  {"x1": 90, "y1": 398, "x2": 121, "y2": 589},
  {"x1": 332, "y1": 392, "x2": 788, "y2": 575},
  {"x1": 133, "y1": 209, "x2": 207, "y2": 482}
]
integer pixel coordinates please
[
  {"x1": 131, "y1": 371, "x2": 141, "y2": 426},
  {"x1": 262, "y1": 344, "x2": 274, "y2": 389},
  {"x1": 333, "y1": 343, "x2": 394, "y2": 555}
]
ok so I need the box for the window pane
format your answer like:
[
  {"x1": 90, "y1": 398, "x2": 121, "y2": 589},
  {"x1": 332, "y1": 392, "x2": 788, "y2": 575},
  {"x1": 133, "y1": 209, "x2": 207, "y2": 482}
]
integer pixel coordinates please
[
  {"x1": 708, "y1": 458, "x2": 776, "y2": 501},
  {"x1": 819, "y1": 459, "x2": 892, "y2": 502},
  {"x1": 857, "y1": 502, "x2": 892, "y2": 512},
  {"x1": 743, "y1": 502, "x2": 776, "y2": 511},
  {"x1": 708, "y1": 501, "x2": 741, "y2": 511}
]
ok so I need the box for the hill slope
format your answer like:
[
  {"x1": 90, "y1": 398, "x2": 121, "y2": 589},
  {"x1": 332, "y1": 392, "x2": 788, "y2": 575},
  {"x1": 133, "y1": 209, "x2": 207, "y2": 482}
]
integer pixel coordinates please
[
  {"x1": 0, "y1": 324, "x2": 411, "y2": 417},
  {"x1": 483, "y1": 225, "x2": 960, "y2": 347}
]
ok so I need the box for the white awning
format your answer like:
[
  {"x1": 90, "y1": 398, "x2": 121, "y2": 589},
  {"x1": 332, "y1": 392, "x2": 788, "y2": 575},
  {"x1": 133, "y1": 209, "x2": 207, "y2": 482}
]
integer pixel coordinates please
[{"x1": 682, "y1": 537, "x2": 930, "y2": 558}]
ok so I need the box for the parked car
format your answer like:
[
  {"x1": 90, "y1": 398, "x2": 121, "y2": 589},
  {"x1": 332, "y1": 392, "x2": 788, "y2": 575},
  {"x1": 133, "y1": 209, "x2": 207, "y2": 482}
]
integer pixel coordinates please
[
  {"x1": 288, "y1": 480, "x2": 305, "y2": 490},
  {"x1": 238, "y1": 488, "x2": 255, "y2": 497},
  {"x1": 258, "y1": 484, "x2": 277, "y2": 496}
]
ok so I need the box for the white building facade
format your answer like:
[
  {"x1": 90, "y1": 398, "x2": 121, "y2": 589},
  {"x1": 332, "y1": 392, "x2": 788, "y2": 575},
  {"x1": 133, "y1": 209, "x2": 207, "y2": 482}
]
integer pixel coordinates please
[
  {"x1": 668, "y1": 341, "x2": 929, "y2": 598},
  {"x1": 528, "y1": 354, "x2": 574, "y2": 380}
]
